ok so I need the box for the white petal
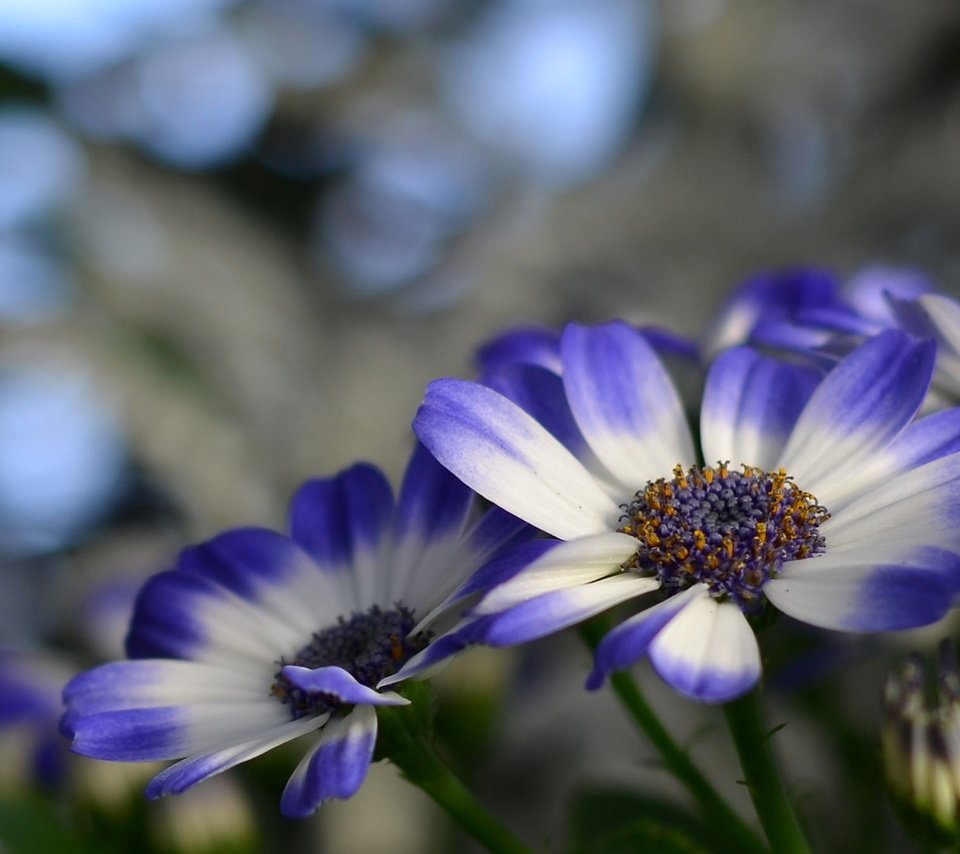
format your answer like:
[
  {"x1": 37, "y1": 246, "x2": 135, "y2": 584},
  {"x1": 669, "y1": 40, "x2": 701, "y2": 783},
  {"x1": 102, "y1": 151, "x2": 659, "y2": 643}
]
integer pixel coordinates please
[
  {"x1": 649, "y1": 597, "x2": 761, "y2": 703},
  {"x1": 475, "y1": 532, "x2": 640, "y2": 613}
]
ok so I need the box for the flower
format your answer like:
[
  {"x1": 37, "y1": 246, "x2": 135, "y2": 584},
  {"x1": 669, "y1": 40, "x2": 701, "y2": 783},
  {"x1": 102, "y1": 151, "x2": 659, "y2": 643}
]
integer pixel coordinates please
[
  {"x1": 883, "y1": 641, "x2": 960, "y2": 842},
  {"x1": 62, "y1": 444, "x2": 530, "y2": 817},
  {"x1": 1, "y1": 652, "x2": 73, "y2": 788},
  {"x1": 414, "y1": 321, "x2": 960, "y2": 703},
  {"x1": 704, "y1": 265, "x2": 935, "y2": 359}
]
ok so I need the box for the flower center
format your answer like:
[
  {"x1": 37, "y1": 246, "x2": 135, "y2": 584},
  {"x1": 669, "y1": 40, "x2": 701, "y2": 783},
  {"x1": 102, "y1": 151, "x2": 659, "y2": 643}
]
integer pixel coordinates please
[
  {"x1": 617, "y1": 462, "x2": 829, "y2": 611},
  {"x1": 270, "y1": 604, "x2": 429, "y2": 719}
]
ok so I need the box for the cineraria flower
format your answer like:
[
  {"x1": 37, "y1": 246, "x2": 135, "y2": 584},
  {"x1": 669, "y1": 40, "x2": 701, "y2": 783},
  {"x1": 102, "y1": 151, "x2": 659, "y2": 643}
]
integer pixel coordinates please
[
  {"x1": 709, "y1": 266, "x2": 960, "y2": 410},
  {"x1": 414, "y1": 321, "x2": 960, "y2": 703},
  {"x1": 883, "y1": 641, "x2": 960, "y2": 841},
  {"x1": 1, "y1": 652, "x2": 73, "y2": 787},
  {"x1": 62, "y1": 445, "x2": 530, "y2": 817},
  {"x1": 704, "y1": 264, "x2": 940, "y2": 359}
]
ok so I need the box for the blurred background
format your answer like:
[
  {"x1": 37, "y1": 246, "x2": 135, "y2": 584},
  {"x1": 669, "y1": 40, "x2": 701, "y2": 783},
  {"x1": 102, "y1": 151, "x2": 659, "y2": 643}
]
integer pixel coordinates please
[{"x1": 1, "y1": 0, "x2": 959, "y2": 851}]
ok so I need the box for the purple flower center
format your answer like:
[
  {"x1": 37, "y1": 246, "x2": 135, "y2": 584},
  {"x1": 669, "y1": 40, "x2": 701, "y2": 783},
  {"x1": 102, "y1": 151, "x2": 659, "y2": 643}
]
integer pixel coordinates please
[
  {"x1": 617, "y1": 462, "x2": 828, "y2": 611},
  {"x1": 270, "y1": 604, "x2": 428, "y2": 719}
]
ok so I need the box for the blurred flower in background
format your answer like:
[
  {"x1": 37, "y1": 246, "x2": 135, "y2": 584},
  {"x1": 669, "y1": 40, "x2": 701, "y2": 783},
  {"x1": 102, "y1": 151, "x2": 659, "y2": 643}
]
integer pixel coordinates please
[{"x1": 883, "y1": 641, "x2": 960, "y2": 845}]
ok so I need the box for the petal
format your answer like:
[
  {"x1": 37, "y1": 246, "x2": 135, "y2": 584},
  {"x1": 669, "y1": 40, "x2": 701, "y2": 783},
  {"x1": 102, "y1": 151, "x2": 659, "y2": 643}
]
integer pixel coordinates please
[
  {"x1": 474, "y1": 533, "x2": 640, "y2": 614},
  {"x1": 560, "y1": 322, "x2": 695, "y2": 485},
  {"x1": 146, "y1": 714, "x2": 329, "y2": 797},
  {"x1": 177, "y1": 528, "x2": 305, "y2": 601},
  {"x1": 476, "y1": 574, "x2": 659, "y2": 646},
  {"x1": 415, "y1": 378, "x2": 620, "y2": 539},
  {"x1": 125, "y1": 570, "x2": 303, "y2": 666},
  {"x1": 700, "y1": 347, "x2": 821, "y2": 471},
  {"x1": 765, "y1": 548, "x2": 957, "y2": 631},
  {"x1": 779, "y1": 331, "x2": 935, "y2": 499},
  {"x1": 175, "y1": 530, "x2": 341, "y2": 652},
  {"x1": 648, "y1": 597, "x2": 761, "y2": 703},
  {"x1": 388, "y1": 442, "x2": 475, "y2": 603},
  {"x1": 289, "y1": 464, "x2": 395, "y2": 607},
  {"x1": 823, "y1": 452, "x2": 960, "y2": 554},
  {"x1": 379, "y1": 618, "x2": 485, "y2": 686},
  {"x1": 125, "y1": 564, "x2": 332, "y2": 669},
  {"x1": 915, "y1": 294, "x2": 960, "y2": 398},
  {"x1": 411, "y1": 539, "x2": 559, "y2": 634},
  {"x1": 705, "y1": 266, "x2": 839, "y2": 355},
  {"x1": 475, "y1": 326, "x2": 562, "y2": 374},
  {"x1": 69, "y1": 700, "x2": 289, "y2": 761},
  {"x1": 483, "y1": 363, "x2": 591, "y2": 458},
  {"x1": 393, "y1": 442, "x2": 474, "y2": 554},
  {"x1": 586, "y1": 584, "x2": 707, "y2": 689},
  {"x1": 281, "y1": 666, "x2": 408, "y2": 707},
  {"x1": 64, "y1": 660, "x2": 266, "y2": 716},
  {"x1": 280, "y1": 705, "x2": 377, "y2": 817}
]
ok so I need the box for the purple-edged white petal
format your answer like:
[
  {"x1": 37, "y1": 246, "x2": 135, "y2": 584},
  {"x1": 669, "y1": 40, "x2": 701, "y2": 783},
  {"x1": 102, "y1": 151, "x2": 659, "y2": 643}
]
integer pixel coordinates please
[
  {"x1": 125, "y1": 570, "x2": 306, "y2": 667},
  {"x1": 475, "y1": 573, "x2": 659, "y2": 647},
  {"x1": 845, "y1": 265, "x2": 934, "y2": 327},
  {"x1": 394, "y1": 442, "x2": 474, "y2": 555},
  {"x1": 823, "y1": 452, "x2": 960, "y2": 553},
  {"x1": 411, "y1": 539, "x2": 559, "y2": 634},
  {"x1": 173, "y1": 531, "x2": 344, "y2": 655},
  {"x1": 586, "y1": 584, "x2": 707, "y2": 689},
  {"x1": 484, "y1": 364, "x2": 590, "y2": 459},
  {"x1": 146, "y1": 715, "x2": 329, "y2": 798},
  {"x1": 388, "y1": 442, "x2": 475, "y2": 604},
  {"x1": 280, "y1": 705, "x2": 377, "y2": 817},
  {"x1": 560, "y1": 322, "x2": 695, "y2": 486},
  {"x1": 765, "y1": 552, "x2": 956, "y2": 631},
  {"x1": 289, "y1": 464, "x2": 394, "y2": 607},
  {"x1": 779, "y1": 331, "x2": 935, "y2": 498},
  {"x1": 415, "y1": 379, "x2": 620, "y2": 539},
  {"x1": 705, "y1": 267, "x2": 840, "y2": 356},
  {"x1": 648, "y1": 596, "x2": 761, "y2": 703},
  {"x1": 379, "y1": 618, "x2": 488, "y2": 686},
  {"x1": 64, "y1": 660, "x2": 267, "y2": 717},
  {"x1": 178, "y1": 529, "x2": 305, "y2": 601},
  {"x1": 69, "y1": 700, "x2": 289, "y2": 761},
  {"x1": 126, "y1": 550, "x2": 352, "y2": 670},
  {"x1": 701, "y1": 347, "x2": 821, "y2": 471},
  {"x1": 475, "y1": 326, "x2": 562, "y2": 374},
  {"x1": 474, "y1": 532, "x2": 639, "y2": 613},
  {"x1": 916, "y1": 293, "x2": 960, "y2": 398},
  {"x1": 281, "y1": 666, "x2": 408, "y2": 707}
]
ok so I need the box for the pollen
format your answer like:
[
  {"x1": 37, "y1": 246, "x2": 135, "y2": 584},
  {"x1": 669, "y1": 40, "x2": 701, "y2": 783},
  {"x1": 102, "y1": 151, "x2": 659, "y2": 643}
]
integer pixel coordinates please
[{"x1": 617, "y1": 462, "x2": 828, "y2": 611}]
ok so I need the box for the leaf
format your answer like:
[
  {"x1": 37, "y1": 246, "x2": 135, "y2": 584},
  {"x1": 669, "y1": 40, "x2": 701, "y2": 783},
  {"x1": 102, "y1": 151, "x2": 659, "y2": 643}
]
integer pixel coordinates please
[{"x1": 567, "y1": 786, "x2": 713, "y2": 854}]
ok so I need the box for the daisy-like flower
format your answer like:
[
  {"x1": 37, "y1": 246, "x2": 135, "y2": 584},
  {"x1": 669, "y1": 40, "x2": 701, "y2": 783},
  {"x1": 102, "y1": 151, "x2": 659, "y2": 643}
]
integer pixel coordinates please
[
  {"x1": 62, "y1": 444, "x2": 530, "y2": 817},
  {"x1": 414, "y1": 321, "x2": 960, "y2": 703},
  {"x1": 704, "y1": 265, "x2": 935, "y2": 359},
  {"x1": 883, "y1": 641, "x2": 960, "y2": 841}
]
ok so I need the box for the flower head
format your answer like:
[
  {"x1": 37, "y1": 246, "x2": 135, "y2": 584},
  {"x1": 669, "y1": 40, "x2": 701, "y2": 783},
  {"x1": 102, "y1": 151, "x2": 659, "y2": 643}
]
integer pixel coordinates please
[
  {"x1": 415, "y1": 321, "x2": 960, "y2": 703},
  {"x1": 62, "y1": 444, "x2": 530, "y2": 817},
  {"x1": 883, "y1": 641, "x2": 960, "y2": 843}
]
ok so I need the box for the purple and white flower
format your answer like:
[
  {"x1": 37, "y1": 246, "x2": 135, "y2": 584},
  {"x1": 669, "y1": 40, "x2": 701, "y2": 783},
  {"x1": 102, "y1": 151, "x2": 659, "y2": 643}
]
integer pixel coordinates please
[
  {"x1": 414, "y1": 321, "x2": 960, "y2": 703},
  {"x1": 62, "y1": 444, "x2": 530, "y2": 817}
]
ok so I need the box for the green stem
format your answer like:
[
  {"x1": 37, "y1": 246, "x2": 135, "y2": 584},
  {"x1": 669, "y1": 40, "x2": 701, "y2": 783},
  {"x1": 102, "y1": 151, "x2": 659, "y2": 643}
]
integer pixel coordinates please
[
  {"x1": 579, "y1": 621, "x2": 767, "y2": 854},
  {"x1": 389, "y1": 735, "x2": 532, "y2": 854},
  {"x1": 723, "y1": 687, "x2": 810, "y2": 854},
  {"x1": 377, "y1": 686, "x2": 531, "y2": 854}
]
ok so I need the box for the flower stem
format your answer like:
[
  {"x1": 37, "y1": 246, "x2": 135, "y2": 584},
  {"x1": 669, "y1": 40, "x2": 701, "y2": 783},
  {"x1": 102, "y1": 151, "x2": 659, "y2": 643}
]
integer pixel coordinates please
[
  {"x1": 377, "y1": 685, "x2": 531, "y2": 854},
  {"x1": 388, "y1": 735, "x2": 532, "y2": 854},
  {"x1": 579, "y1": 620, "x2": 767, "y2": 853},
  {"x1": 723, "y1": 687, "x2": 810, "y2": 854}
]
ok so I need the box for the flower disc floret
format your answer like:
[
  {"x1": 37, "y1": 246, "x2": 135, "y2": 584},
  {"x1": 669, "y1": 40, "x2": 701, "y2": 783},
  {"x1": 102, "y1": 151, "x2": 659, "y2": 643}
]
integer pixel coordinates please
[
  {"x1": 271, "y1": 605, "x2": 428, "y2": 719},
  {"x1": 618, "y1": 462, "x2": 829, "y2": 610}
]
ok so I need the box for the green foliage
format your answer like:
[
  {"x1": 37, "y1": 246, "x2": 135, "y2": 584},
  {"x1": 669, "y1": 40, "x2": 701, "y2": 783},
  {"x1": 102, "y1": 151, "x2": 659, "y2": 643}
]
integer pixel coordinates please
[{"x1": 567, "y1": 786, "x2": 714, "y2": 854}]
